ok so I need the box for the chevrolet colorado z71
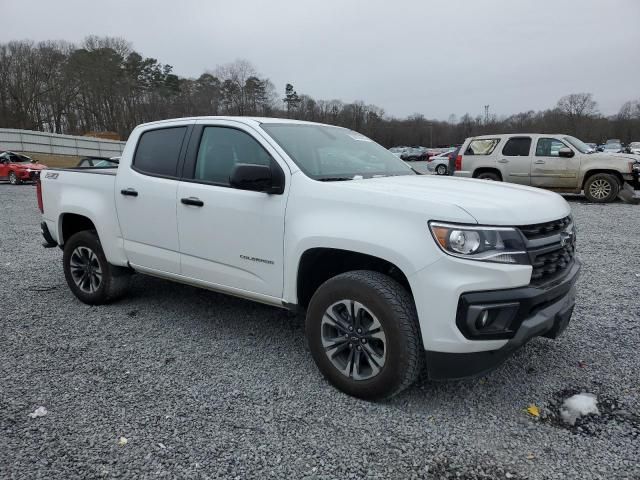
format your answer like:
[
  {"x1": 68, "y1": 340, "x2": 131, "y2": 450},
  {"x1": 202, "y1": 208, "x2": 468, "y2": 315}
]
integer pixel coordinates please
[{"x1": 38, "y1": 117, "x2": 580, "y2": 399}]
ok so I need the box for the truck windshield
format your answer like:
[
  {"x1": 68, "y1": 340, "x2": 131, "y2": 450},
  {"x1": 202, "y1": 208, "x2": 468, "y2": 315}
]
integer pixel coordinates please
[
  {"x1": 261, "y1": 123, "x2": 415, "y2": 181},
  {"x1": 563, "y1": 136, "x2": 593, "y2": 154}
]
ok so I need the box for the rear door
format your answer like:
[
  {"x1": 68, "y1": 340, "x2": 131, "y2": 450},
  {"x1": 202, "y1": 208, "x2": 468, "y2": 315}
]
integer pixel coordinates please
[
  {"x1": 176, "y1": 120, "x2": 289, "y2": 298},
  {"x1": 531, "y1": 136, "x2": 580, "y2": 188},
  {"x1": 498, "y1": 136, "x2": 532, "y2": 185},
  {"x1": 115, "y1": 124, "x2": 192, "y2": 274}
]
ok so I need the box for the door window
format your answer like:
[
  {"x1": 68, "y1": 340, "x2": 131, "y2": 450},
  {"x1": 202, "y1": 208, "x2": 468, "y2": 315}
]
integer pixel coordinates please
[
  {"x1": 502, "y1": 137, "x2": 532, "y2": 156},
  {"x1": 133, "y1": 127, "x2": 187, "y2": 177},
  {"x1": 194, "y1": 127, "x2": 272, "y2": 185},
  {"x1": 536, "y1": 138, "x2": 568, "y2": 157}
]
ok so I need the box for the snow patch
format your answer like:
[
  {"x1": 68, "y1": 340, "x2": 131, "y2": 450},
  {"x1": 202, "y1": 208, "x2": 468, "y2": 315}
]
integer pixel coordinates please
[{"x1": 560, "y1": 393, "x2": 599, "y2": 425}]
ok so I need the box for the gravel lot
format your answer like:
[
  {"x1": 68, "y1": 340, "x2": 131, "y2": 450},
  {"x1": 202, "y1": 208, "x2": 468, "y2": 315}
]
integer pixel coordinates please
[{"x1": 1, "y1": 184, "x2": 638, "y2": 479}]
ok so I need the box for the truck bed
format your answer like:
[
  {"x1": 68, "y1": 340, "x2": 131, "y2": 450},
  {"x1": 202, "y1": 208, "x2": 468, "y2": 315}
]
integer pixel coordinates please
[{"x1": 40, "y1": 167, "x2": 125, "y2": 264}]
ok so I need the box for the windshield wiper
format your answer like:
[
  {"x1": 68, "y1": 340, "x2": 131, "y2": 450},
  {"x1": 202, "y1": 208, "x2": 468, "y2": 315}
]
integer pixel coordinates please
[{"x1": 317, "y1": 176, "x2": 354, "y2": 182}]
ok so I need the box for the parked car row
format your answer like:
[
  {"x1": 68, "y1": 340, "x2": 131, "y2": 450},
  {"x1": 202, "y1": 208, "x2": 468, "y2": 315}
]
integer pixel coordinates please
[
  {"x1": 591, "y1": 139, "x2": 640, "y2": 154},
  {"x1": 389, "y1": 145, "x2": 454, "y2": 161}
]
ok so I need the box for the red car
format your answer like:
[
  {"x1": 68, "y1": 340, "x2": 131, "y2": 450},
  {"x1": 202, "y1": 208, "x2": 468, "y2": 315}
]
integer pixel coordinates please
[{"x1": 0, "y1": 150, "x2": 46, "y2": 184}]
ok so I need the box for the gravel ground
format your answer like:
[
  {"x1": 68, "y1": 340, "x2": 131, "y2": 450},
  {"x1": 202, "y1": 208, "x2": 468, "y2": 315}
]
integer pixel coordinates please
[{"x1": 1, "y1": 184, "x2": 639, "y2": 479}]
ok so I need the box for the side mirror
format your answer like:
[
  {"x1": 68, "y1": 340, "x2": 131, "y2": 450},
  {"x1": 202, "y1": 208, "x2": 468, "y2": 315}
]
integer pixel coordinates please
[
  {"x1": 229, "y1": 163, "x2": 284, "y2": 194},
  {"x1": 558, "y1": 147, "x2": 574, "y2": 158}
]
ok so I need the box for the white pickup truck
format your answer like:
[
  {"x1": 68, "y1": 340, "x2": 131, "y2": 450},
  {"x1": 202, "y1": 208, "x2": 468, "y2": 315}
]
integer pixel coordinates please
[{"x1": 38, "y1": 117, "x2": 580, "y2": 399}]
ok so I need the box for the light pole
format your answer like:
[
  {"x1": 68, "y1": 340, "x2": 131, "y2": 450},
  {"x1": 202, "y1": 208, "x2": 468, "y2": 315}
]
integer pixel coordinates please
[{"x1": 428, "y1": 123, "x2": 433, "y2": 148}]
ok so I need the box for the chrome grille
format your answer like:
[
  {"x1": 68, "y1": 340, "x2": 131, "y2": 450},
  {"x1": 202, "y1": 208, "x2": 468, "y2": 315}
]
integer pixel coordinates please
[
  {"x1": 529, "y1": 242, "x2": 576, "y2": 283},
  {"x1": 518, "y1": 216, "x2": 576, "y2": 284},
  {"x1": 519, "y1": 216, "x2": 572, "y2": 240}
]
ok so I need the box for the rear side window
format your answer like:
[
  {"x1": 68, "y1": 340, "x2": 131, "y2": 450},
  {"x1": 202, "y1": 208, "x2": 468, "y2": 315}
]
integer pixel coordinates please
[
  {"x1": 536, "y1": 138, "x2": 567, "y2": 157},
  {"x1": 133, "y1": 127, "x2": 187, "y2": 177},
  {"x1": 502, "y1": 137, "x2": 532, "y2": 156},
  {"x1": 465, "y1": 139, "x2": 500, "y2": 155},
  {"x1": 194, "y1": 127, "x2": 272, "y2": 185}
]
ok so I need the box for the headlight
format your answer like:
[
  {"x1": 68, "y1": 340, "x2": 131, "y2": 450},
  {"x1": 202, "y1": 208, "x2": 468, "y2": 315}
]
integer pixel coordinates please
[{"x1": 429, "y1": 222, "x2": 528, "y2": 264}]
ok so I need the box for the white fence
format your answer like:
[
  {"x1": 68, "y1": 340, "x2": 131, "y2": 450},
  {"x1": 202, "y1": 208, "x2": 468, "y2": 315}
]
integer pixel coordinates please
[{"x1": 0, "y1": 128, "x2": 126, "y2": 158}]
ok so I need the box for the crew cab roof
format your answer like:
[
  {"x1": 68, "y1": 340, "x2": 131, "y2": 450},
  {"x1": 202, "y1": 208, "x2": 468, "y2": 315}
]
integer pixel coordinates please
[{"x1": 136, "y1": 116, "x2": 335, "y2": 129}]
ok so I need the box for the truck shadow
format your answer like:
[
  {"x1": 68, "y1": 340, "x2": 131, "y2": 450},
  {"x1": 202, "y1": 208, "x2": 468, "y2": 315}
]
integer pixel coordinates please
[{"x1": 121, "y1": 272, "x2": 578, "y2": 410}]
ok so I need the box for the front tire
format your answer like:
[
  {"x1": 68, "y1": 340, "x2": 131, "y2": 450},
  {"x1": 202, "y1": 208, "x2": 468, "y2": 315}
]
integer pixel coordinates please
[
  {"x1": 306, "y1": 270, "x2": 423, "y2": 400},
  {"x1": 584, "y1": 173, "x2": 619, "y2": 203},
  {"x1": 8, "y1": 171, "x2": 21, "y2": 185},
  {"x1": 436, "y1": 164, "x2": 447, "y2": 175},
  {"x1": 63, "y1": 230, "x2": 130, "y2": 305}
]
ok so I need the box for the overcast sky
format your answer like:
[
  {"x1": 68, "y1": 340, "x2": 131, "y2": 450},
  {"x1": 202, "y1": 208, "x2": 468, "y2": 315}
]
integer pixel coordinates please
[{"x1": 2, "y1": 0, "x2": 639, "y2": 120}]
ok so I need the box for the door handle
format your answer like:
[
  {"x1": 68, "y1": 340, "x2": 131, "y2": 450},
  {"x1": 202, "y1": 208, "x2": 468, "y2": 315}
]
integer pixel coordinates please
[
  {"x1": 534, "y1": 160, "x2": 546, "y2": 164},
  {"x1": 120, "y1": 188, "x2": 138, "y2": 197},
  {"x1": 498, "y1": 159, "x2": 509, "y2": 164},
  {"x1": 181, "y1": 197, "x2": 204, "y2": 207}
]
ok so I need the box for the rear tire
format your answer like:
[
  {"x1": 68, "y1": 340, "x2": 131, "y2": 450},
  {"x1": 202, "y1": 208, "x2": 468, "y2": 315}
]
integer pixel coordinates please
[
  {"x1": 436, "y1": 164, "x2": 447, "y2": 175},
  {"x1": 306, "y1": 270, "x2": 423, "y2": 400},
  {"x1": 476, "y1": 171, "x2": 501, "y2": 181},
  {"x1": 8, "y1": 171, "x2": 21, "y2": 185},
  {"x1": 63, "y1": 230, "x2": 130, "y2": 305},
  {"x1": 584, "y1": 173, "x2": 619, "y2": 203}
]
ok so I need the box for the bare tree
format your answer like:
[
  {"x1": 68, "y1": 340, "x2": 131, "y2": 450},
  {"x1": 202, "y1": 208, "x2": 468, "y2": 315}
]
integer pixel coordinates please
[
  {"x1": 1, "y1": 36, "x2": 639, "y2": 147},
  {"x1": 556, "y1": 93, "x2": 599, "y2": 137}
]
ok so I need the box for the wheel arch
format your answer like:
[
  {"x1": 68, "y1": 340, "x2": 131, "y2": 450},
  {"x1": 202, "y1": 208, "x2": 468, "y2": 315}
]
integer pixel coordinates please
[
  {"x1": 296, "y1": 247, "x2": 414, "y2": 310},
  {"x1": 582, "y1": 169, "x2": 624, "y2": 189},
  {"x1": 472, "y1": 167, "x2": 503, "y2": 180},
  {"x1": 59, "y1": 212, "x2": 98, "y2": 246}
]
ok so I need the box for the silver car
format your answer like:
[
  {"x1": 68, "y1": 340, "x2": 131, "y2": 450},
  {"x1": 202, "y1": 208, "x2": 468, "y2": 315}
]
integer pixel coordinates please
[{"x1": 426, "y1": 149, "x2": 455, "y2": 175}]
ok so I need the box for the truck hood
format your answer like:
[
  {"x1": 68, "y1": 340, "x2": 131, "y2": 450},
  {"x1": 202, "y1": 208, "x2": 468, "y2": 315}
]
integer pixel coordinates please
[
  {"x1": 592, "y1": 152, "x2": 639, "y2": 163},
  {"x1": 338, "y1": 175, "x2": 571, "y2": 225}
]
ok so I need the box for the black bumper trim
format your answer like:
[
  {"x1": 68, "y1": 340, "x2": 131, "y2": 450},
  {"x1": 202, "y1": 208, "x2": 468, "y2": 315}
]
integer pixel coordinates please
[
  {"x1": 456, "y1": 259, "x2": 581, "y2": 340},
  {"x1": 427, "y1": 259, "x2": 580, "y2": 380}
]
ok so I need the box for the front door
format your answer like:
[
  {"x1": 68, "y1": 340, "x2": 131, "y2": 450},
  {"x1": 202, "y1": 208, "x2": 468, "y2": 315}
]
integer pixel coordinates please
[
  {"x1": 176, "y1": 121, "x2": 289, "y2": 299},
  {"x1": 531, "y1": 137, "x2": 581, "y2": 188}
]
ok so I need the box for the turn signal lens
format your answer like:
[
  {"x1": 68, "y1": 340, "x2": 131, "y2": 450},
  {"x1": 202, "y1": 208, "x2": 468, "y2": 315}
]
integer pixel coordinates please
[{"x1": 432, "y1": 226, "x2": 449, "y2": 249}]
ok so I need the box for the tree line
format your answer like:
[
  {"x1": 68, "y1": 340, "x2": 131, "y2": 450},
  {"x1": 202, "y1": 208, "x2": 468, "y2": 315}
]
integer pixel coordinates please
[{"x1": 1, "y1": 36, "x2": 639, "y2": 147}]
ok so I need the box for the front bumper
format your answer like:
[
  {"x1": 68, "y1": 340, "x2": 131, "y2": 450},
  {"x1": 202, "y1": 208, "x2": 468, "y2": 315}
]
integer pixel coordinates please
[
  {"x1": 425, "y1": 259, "x2": 581, "y2": 379},
  {"x1": 630, "y1": 165, "x2": 640, "y2": 189}
]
